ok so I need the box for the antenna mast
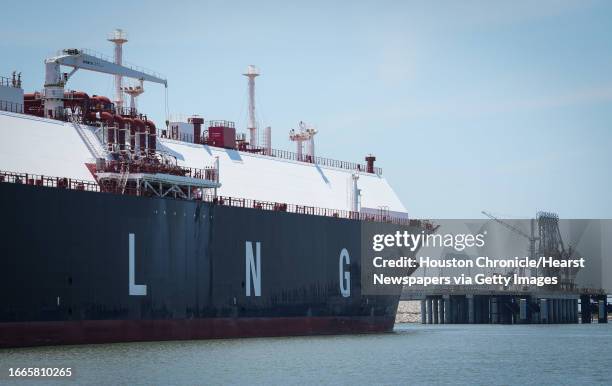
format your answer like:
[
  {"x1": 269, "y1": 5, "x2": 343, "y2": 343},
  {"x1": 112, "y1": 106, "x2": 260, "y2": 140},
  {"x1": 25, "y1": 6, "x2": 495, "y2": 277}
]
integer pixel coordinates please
[{"x1": 108, "y1": 29, "x2": 128, "y2": 108}]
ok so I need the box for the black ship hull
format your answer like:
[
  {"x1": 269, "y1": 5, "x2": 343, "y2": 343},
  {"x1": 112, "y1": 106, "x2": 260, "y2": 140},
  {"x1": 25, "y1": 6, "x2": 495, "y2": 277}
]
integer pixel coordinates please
[{"x1": 0, "y1": 182, "x2": 411, "y2": 348}]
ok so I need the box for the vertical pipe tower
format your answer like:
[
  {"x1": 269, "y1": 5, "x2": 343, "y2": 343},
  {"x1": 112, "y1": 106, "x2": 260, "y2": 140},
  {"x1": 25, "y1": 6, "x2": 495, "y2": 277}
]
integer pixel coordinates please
[
  {"x1": 350, "y1": 173, "x2": 360, "y2": 213},
  {"x1": 108, "y1": 29, "x2": 128, "y2": 109},
  {"x1": 243, "y1": 65, "x2": 260, "y2": 147},
  {"x1": 263, "y1": 126, "x2": 272, "y2": 155}
]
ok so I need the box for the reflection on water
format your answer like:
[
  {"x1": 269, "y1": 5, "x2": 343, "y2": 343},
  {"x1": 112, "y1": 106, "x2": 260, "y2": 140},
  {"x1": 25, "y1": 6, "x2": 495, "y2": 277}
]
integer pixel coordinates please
[{"x1": 1, "y1": 323, "x2": 611, "y2": 385}]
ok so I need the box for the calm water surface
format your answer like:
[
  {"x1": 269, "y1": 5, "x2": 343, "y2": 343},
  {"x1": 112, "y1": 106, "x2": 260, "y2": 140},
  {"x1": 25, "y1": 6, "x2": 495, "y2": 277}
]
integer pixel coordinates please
[{"x1": 1, "y1": 323, "x2": 611, "y2": 385}]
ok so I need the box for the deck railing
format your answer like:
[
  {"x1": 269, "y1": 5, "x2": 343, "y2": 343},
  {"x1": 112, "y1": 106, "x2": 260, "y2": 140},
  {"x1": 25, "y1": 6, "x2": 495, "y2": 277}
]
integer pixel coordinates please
[
  {"x1": 0, "y1": 170, "x2": 100, "y2": 192},
  {"x1": 0, "y1": 169, "x2": 428, "y2": 228},
  {"x1": 98, "y1": 161, "x2": 218, "y2": 181},
  {"x1": 251, "y1": 145, "x2": 382, "y2": 175},
  {"x1": 162, "y1": 135, "x2": 383, "y2": 175},
  {"x1": 203, "y1": 195, "x2": 429, "y2": 227}
]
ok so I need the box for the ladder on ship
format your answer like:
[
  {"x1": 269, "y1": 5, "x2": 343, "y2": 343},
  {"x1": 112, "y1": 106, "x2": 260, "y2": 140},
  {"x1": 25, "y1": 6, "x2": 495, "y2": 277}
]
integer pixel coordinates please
[
  {"x1": 118, "y1": 163, "x2": 130, "y2": 194},
  {"x1": 70, "y1": 116, "x2": 108, "y2": 160}
]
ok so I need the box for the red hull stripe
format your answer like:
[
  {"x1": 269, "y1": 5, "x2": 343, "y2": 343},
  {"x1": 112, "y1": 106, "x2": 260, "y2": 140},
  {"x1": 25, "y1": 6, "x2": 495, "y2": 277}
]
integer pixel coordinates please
[{"x1": 0, "y1": 317, "x2": 395, "y2": 348}]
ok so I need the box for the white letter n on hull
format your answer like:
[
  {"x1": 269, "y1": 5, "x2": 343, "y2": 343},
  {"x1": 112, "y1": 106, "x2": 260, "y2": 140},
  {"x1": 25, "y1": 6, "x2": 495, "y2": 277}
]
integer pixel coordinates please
[
  {"x1": 245, "y1": 241, "x2": 261, "y2": 296},
  {"x1": 129, "y1": 233, "x2": 147, "y2": 296}
]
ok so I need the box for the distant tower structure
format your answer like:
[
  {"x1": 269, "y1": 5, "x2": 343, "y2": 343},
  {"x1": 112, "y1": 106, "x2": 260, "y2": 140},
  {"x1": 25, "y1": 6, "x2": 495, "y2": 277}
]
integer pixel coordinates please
[
  {"x1": 122, "y1": 80, "x2": 144, "y2": 114},
  {"x1": 243, "y1": 65, "x2": 259, "y2": 146},
  {"x1": 289, "y1": 121, "x2": 317, "y2": 162},
  {"x1": 108, "y1": 29, "x2": 128, "y2": 108},
  {"x1": 537, "y1": 211, "x2": 577, "y2": 290}
]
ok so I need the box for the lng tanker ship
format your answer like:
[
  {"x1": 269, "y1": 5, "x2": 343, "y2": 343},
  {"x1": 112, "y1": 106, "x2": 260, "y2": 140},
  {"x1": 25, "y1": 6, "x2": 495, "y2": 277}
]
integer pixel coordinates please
[{"x1": 0, "y1": 30, "x2": 427, "y2": 348}]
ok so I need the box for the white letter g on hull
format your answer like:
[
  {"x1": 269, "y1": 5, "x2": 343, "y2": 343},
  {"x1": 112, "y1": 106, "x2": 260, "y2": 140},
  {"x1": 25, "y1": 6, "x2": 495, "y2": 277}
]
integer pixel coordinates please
[{"x1": 339, "y1": 248, "x2": 350, "y2": 297}]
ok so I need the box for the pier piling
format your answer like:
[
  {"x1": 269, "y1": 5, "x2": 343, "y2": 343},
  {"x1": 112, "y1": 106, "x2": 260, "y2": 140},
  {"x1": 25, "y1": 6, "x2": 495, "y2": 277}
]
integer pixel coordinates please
[
  {"x1": 468, "y1": 295, "x2": 475, "y2": 324},
  {"x1": 407, "y1": 291, "x2": 601, "y2": 325},
  {"x1": 420, "y1": 300, "x2": 426, "y2": 324},
  {"x1": 580, "y1": 295, "x2": 592, "y2": 323},
  {"x1": 598, "y1": 298, "x2": 608, "y2": 324},
  {"x1": 519, "y1": 298, "x2": 527, "y2": 323},
  {"x1": 432, "y1": 298, "x2": 439, "y2": 324},
  {"x1": 540, "y1": 299, "x2": 548, "y2": 323}
]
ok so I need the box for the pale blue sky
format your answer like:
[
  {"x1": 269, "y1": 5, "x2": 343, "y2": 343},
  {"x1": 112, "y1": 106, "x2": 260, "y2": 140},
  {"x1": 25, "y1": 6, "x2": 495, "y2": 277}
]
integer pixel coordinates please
[{"x1": 2, "y1": 1, "x2": 611, "y2": 218}]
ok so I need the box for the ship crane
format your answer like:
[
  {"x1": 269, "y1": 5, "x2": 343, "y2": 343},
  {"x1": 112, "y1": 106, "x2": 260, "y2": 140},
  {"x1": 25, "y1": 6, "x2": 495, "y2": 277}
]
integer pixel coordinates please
[
  {"x1": 43, "y1": 48, "x2": 167, "y2": 118},
  {"x1": 289, "y1": 121, "x2": 317, "y2": 162},
  {"x1": 482, "y1": 211, "x2": 539, "y2": 279}
]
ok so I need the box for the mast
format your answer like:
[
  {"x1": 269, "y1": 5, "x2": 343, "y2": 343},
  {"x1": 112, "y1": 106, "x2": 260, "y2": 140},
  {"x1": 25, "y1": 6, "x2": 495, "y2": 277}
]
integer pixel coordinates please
[
  {"x1": 243, "y1": 65, "x2": 259, "y2": 146},
  {"x1": 108, "y1": 29, "x2": 128, "y2": 109}
]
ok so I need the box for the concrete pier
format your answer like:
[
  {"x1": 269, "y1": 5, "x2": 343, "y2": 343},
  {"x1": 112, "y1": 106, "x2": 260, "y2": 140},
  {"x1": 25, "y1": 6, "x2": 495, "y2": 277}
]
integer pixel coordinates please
[
  {"x1": 407, "y1": 291, "x2": 604, "y2": 325},
  {"x1": 548, "y1": 299, "x2": 554, "y2": 323},
  {"x1": 490, "y1": 297, "x2": 498, "y2": 324}
]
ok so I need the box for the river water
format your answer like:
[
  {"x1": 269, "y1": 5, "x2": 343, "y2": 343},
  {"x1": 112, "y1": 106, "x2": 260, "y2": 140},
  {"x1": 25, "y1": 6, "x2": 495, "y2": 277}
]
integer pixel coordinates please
[{"x1": 1, "y1": 323, "x2": 611, "y2": 385}]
